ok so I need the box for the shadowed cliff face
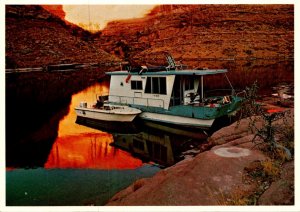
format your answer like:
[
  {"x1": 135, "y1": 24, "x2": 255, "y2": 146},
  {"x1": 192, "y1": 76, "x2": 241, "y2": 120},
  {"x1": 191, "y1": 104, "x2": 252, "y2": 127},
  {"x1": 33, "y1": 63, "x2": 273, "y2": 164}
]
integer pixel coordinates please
[
  {"x1": 98, "y1": 5, "x2": 293, "y2": 62},
  {"x1": 7, "y1": 5, "x2": 293, "y2": 89},
  {"x1": 94, "y1": 4, "x2": 294, "y2": 90},
  {"x1": 5, "y1": 5, "x2": 120, "y2": 68}
]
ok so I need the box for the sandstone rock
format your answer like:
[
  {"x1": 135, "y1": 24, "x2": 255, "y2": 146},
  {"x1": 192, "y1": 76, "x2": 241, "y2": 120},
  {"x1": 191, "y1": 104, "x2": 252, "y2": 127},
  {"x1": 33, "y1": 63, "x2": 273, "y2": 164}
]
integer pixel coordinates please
[
  {"x1": 106, "y1": 142, "x2": 266, "y2": 205},
  {"x1": 208, "y1": 116, "x2": 263, "y2": 147},
  {"x1": 258, "y1": 161, "x2": 294, "y2": 205},
  {"x1": 106, "y1": 108, "x2": 294, "y2": 205},
  {"x1": 100, "y1": 5, "x2": 293, "y2": 62}
]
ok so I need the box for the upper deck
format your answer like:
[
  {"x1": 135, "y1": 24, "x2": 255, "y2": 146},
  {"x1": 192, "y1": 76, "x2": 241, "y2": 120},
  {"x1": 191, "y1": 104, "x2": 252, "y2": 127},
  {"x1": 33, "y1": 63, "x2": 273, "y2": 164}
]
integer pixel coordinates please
[{"x1": 105, "y1": 69, "x2": 227, "y2": 76}]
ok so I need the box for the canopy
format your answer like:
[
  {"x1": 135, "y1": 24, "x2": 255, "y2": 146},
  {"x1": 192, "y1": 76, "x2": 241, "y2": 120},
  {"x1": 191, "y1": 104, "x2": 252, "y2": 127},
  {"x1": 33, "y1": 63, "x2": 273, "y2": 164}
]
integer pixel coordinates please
[{"x1": 106, "y1": 69, "x2": 227, "y2": 76}]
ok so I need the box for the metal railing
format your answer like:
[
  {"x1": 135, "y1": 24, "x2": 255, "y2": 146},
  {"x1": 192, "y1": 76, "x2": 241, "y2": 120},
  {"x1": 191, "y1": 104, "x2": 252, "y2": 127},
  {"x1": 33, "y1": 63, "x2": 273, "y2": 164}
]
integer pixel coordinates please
[{"x1": 109, "y1": 95, "x2": 165, "y2": 109}]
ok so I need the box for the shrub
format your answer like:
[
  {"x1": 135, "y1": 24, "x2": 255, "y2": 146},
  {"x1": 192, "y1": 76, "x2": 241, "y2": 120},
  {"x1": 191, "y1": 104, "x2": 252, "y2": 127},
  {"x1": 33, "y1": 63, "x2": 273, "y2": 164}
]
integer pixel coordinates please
[
  {"x1": 261, "y1": 159, "x2": 281, "y2": 178},
  {"x1": 238, "y1": 81, "x2": 293, "y2": 160}
]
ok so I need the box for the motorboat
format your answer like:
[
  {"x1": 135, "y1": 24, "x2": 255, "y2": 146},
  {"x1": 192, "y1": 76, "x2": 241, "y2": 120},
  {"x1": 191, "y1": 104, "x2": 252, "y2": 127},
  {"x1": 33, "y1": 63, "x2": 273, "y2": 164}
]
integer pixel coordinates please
[{"x1": 75, "y1": 98, "x2": 142, "y2": 122}]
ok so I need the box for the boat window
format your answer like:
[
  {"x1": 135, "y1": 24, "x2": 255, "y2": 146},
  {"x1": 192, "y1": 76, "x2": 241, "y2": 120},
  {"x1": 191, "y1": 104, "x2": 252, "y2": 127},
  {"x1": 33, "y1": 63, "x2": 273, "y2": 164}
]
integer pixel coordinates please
[
  {"x1": 170, "y1": 76, "x2": 181, "y2": 106},
  {"x1": 131, "y1": 80, "x2": 143, "y2": 90},
  {"x1": 145, "y1": 77, "x2": 167, "y2": 95},
  {"x1": 160, "y1": 77, "x2": 167, "y2": 94},
  {"x1": 152, "y1": 77, "x2": 159, "y2": 94},
  {"x1": 185, "y1": 78, "x2": 194, "y2": 90},
  {"x1": 145, "y1": 77, "x2": 151, "y2": 93}
]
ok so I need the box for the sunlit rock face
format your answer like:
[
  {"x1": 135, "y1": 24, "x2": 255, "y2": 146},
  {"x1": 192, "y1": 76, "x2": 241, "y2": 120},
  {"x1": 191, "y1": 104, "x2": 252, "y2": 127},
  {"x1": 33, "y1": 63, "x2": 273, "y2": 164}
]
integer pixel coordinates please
[{"x1": 42, "y1": 5, "x2": 66, "y2": 20}]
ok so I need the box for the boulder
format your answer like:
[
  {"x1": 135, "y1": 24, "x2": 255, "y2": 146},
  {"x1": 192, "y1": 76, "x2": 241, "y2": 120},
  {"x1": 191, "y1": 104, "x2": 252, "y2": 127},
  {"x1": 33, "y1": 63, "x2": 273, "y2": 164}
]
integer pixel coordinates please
[{"x1": 208, "y1": 116, "x2": 263, "y2": 147}]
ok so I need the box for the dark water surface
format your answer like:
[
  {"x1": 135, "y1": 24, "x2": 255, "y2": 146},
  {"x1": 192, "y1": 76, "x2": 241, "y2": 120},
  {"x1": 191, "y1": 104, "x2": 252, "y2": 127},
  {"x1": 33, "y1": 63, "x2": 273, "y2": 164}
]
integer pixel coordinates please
[
  {"x1": 6, "y1": 81, "x2": 207, "y2": 206},
  {"x1": 6, "y1": 166, "x2": 159, "y2": 206}
]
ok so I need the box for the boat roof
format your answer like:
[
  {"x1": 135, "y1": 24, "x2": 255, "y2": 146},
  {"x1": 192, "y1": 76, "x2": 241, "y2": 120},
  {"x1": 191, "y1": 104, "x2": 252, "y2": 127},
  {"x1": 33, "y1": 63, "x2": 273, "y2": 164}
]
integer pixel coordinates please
[{"x1": 106, "y1": 69, "x2": 228, "y2": 76}]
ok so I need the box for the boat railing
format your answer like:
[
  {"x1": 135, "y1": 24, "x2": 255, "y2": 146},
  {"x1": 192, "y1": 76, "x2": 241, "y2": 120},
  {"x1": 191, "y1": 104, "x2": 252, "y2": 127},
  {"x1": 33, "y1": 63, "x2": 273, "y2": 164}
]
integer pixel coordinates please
[{"x1": 109, "y1": 95, "x2": 165, "y2": 109}]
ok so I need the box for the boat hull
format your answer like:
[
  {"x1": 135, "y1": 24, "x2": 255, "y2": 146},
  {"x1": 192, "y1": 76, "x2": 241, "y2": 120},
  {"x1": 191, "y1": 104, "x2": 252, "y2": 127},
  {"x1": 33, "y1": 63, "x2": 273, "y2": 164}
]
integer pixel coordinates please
[
  {"x1": 75, "y1": 116, "x2": 140, "y2": 134},
  {"x1": 138, "y1": 112, "x2": 215, "y2": 129},
  {"x1": 75, "y1": 107, "x2": 139, "y2": 122}
]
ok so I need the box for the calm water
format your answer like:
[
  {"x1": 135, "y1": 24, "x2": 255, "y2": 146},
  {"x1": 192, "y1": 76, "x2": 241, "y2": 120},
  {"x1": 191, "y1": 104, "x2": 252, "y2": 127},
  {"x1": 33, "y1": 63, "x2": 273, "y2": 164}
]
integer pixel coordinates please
[{"x1": 6, "y1": 81, "x2": 207, "y2": 206}]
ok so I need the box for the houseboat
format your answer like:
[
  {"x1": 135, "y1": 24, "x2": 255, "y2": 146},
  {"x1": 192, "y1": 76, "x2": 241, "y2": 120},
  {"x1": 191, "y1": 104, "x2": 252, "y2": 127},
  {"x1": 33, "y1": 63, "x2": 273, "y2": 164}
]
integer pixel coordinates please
[{"x1": 103, "y1": 54, "x2": 244, "y2": 129}]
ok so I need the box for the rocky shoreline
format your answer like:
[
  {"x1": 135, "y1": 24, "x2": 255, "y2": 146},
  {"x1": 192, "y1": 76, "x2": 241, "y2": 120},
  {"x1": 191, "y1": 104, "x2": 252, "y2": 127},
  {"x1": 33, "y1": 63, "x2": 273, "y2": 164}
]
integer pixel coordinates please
[{"x1": 106, "y1": 106, "x2": 294, "y2": 206}]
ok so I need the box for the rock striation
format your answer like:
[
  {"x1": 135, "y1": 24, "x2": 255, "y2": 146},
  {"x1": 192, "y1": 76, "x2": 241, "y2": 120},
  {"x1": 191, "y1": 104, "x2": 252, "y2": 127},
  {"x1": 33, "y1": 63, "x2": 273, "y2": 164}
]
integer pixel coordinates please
[
  {"x1": 98, "y1": 5, "x2": 294, "y2": 66},
  {"x1": 95, "y1": 4, "x2": 294, "y2": 90}
]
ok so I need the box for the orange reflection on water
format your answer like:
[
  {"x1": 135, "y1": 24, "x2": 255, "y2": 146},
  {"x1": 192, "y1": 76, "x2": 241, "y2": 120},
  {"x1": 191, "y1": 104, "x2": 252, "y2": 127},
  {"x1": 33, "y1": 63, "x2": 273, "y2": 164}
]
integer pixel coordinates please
[
  {"x1": 58, "y1": 81, "x2": 110, "y2": 137},
  {"x1": 45, "y1": 132, "x2": 142, "y2": 169},
  {"x1": 45, "y1": 82, "x2": 143, "y2": 170}
]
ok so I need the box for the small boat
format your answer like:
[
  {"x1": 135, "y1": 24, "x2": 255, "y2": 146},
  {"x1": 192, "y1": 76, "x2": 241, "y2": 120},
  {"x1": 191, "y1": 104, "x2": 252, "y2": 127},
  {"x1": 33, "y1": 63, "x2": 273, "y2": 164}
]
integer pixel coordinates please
[
  {"x1": 74, "y1": 97, "x2": 142, "y2": 122},
  {"x1": 104, "y1": 53, "x2": 244, "y2": 129}
]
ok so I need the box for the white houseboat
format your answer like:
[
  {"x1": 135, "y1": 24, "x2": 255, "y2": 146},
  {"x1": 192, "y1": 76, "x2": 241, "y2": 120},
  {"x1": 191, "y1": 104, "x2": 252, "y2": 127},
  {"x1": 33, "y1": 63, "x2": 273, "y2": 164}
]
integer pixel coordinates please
[{"x1": 102, "y1": 55, "x2": 244, "y2": 129}]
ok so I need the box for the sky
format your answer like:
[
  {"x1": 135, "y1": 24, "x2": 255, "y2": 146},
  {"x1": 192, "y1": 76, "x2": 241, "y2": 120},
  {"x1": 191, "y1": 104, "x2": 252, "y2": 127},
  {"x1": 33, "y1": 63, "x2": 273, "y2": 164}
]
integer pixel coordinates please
[{"x1": 63, "y1": 5, "x2": 156, "y2": 31}]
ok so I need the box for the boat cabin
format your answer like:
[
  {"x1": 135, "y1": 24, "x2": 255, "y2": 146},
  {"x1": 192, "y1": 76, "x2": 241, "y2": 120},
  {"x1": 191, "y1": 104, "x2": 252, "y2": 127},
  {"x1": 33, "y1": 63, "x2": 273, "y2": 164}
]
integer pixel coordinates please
[{"x1": 106, "y1": 69, "x2": 229, "y2": 111}]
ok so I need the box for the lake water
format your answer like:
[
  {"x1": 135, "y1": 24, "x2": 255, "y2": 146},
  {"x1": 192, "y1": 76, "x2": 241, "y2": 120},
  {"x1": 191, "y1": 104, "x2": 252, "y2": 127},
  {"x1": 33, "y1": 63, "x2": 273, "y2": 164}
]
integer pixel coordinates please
[{"x1": 6, "y1": 81, "x2": 207, "y2": 206}]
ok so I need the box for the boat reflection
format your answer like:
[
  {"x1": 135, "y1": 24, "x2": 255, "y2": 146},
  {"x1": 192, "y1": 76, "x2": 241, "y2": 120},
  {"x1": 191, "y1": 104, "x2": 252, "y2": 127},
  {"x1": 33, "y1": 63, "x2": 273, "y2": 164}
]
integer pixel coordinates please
[
  {"x1": 75, "y1": 116, "x2": 140, "y2": 134},
  {"x1": 112, "y1": 132, "x2": 175, "y2": 167},
  {"x1": 76, "y1": 118, "x2": 207, "y2": 167}
]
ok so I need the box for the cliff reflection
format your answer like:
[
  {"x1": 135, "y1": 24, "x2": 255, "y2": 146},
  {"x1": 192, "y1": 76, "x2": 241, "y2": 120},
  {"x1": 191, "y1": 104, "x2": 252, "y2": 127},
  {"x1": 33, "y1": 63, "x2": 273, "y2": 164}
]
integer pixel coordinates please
[
  {"x1": 58, "y1": 80, "x2": 109, "y2": 137},
  {"x1": 44, "y1": 132, "x2": 142, "y2": 169},
  {"x1": 45, "y1": 81, "x2": 143, "y2": 170}
]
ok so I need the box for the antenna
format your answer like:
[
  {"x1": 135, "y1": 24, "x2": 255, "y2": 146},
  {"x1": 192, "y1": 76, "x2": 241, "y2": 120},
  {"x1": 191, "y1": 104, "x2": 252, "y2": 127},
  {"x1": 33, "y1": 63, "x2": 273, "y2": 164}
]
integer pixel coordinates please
[{"x1": 165, "y1": 53, "x2": 176, "y2": 70}]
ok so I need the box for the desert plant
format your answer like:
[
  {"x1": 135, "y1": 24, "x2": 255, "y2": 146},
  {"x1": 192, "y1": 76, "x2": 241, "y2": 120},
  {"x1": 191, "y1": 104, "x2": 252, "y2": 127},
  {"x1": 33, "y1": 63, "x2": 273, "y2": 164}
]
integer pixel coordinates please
[
  {"x1": 208, "y1": 187, "x2": 248, "y2": 206},
  {"x1": 238, "y1": 81, "x2": 293, "y2": 160},
  {"x1": 261, "y1": 159, "x2": 281, "y2": 178}
]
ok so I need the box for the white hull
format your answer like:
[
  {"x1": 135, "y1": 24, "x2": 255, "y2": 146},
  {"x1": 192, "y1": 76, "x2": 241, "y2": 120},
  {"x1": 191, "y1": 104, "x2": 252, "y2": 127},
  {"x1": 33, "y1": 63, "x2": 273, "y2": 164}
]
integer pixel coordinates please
[
  {"x1": 139, "y1": 112, "x2": 215, "y2": 129},
  {"x1": 75, "y1": 106, "x2": 141, "y2": 122}
]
